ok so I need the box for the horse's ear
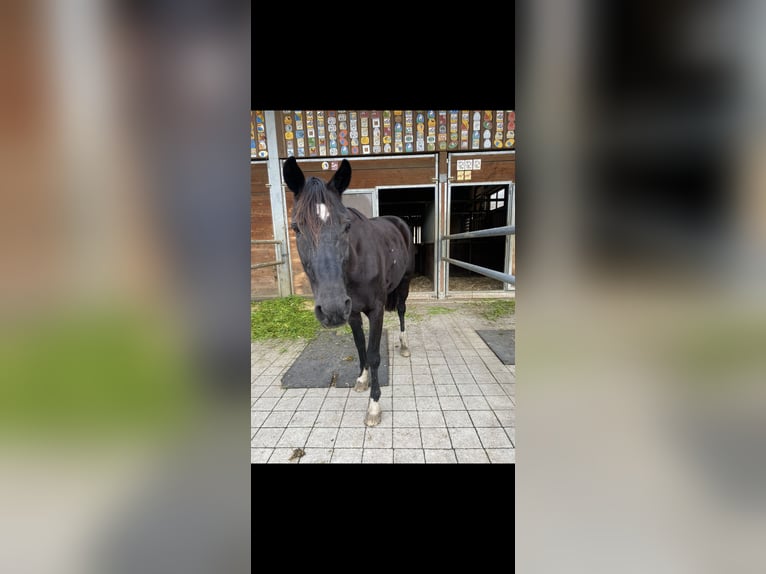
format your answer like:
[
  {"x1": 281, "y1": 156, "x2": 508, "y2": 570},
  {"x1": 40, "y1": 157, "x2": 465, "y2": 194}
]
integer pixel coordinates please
[
  {"x1": 330, "y1": 159, "x2": 352, "y2": 194},
  {"x1": 283, "y1": 157, "x2": 305, "y2": 194}
]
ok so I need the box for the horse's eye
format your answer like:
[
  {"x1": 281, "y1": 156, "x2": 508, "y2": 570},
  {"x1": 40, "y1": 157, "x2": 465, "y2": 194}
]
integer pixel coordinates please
[
  {"x1": 292, "y1": 223, "x2": 300, "y2": 234},
  {"x1": 343, "y1": 222, "x2": 351, "y2": 233}
]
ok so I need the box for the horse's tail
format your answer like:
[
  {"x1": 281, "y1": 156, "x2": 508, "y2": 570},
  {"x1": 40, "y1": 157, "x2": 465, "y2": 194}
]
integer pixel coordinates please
[
  {"x1": 385, "y1": 290, "x2": 398, "y2": 312},
  {"x1": 386, "y1": 271, "x2": 412, "y2": 312}
]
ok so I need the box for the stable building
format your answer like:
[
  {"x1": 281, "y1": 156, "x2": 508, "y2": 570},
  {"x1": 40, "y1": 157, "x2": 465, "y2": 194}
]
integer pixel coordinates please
[{"x1": 251, "y1": 110, "x2": 515, "y2": 300}]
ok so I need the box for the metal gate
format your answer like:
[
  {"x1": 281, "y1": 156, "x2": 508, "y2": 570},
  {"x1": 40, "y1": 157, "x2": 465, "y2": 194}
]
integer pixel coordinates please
[
  {"x1": 442, "y1": 178, "x2": 516, "y2": 296},
  {"x1": 442, "y1": 225, "x2": 516, "y2": 285},
  {"x1": 250, "y1": 239, "x2": 287, "y2": 270}
]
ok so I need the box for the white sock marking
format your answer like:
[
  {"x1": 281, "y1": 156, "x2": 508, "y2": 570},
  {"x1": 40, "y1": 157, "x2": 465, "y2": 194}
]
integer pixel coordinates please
[
  {"x1": 368, "y1": 399, "x2": 381, "y2": 416},
  {"x1": 400, "y1": 330, "x2": 409, "y2": 348},
  {"x1": 356, "y1": 368, "x2": 369, "y2": 385}
]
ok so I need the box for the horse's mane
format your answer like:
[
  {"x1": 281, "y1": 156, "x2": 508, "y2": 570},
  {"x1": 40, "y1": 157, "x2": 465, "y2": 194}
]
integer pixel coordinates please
[{"x1": 293, "y1": 177, "x2": 347, "y2": 244}]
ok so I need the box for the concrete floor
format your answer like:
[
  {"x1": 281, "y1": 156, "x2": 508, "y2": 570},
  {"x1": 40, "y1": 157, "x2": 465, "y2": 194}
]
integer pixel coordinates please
[{"x1": 251, "y1": 298, "x2": 515, "y2": 463}]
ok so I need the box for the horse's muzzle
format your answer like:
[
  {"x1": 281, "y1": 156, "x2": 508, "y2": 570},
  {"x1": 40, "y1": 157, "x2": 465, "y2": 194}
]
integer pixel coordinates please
[{"x1": 315, "y1": 297, "x2": 352, "y2": 328}]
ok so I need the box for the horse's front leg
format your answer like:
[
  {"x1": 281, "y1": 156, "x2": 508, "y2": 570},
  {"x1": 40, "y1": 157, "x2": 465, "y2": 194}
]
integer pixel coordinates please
[
  {"x1": 349, "y1": 311, "x2": 368, "y2": 391},
  {"x1": 363, "y1": 305, "x2": 385, "y2": 426}
]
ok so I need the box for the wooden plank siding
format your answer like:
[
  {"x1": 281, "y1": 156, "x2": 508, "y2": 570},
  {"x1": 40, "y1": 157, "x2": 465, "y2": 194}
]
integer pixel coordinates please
[
  {"x1": 289, "y1": 156, "x2": 436, "y2": 187},
  {"x1": 251, "y1": 162, "x2": 279, "y2": 299},
  {"x1": 449, "y1": 152, "x2": 515, "y2": 183}
]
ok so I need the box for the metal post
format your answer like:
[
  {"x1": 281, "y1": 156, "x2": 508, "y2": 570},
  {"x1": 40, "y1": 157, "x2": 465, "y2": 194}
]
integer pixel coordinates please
[{"x1": 264, "y1": 111, "x2": 292, "y2": 296}]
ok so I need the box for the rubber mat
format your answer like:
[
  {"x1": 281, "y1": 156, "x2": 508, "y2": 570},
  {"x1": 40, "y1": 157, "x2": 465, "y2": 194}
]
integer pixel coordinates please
[
  {"x1": 281, "y1": 329, "x2": 389, "y2": 388},
  {"x1": 476, "y1": 329, "x2": 515, "y2": 365}
]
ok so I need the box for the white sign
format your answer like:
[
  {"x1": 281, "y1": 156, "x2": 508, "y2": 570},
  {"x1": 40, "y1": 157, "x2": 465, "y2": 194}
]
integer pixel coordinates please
[{"x1": 473, "y1": 159, "x2": 482, "y2": 170}]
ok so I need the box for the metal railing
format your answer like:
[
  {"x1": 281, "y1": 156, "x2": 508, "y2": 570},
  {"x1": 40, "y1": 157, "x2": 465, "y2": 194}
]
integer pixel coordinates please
[
  {"x1": 250, "y1": 239, "x2": 285, "y2": 270},
  {"x1": 442, "y1": 225, "x2": 515, "y2": 285}
]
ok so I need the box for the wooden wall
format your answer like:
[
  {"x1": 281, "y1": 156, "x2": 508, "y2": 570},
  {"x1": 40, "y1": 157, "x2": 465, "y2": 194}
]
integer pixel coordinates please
[
  {"x1": 449, "y1": 152, "x2": 516, "y2": 183},
  {"x1": 290, "y1": 156, "x2": 436, "y2": 187},
  {"x1": 250, "y1": 163, "x2": 279, "y2": 298}
]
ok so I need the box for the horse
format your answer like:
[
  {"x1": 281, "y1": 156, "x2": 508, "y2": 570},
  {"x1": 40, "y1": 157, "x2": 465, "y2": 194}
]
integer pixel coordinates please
[{"x1": 283, "y1": 157, "x2": 414, "y2": 426}]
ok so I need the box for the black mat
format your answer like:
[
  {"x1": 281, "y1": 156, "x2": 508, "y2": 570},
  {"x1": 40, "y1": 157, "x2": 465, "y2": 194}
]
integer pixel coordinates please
[
  {"x1": 476, "y1": 329, "x2": 515, "y2": 365},
  {"x1": 281, "y1": 329, "x2": 389, "y2": 388}
]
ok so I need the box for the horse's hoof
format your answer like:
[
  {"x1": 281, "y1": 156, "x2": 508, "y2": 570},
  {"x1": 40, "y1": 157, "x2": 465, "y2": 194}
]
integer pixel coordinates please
[
  {"x1": 365, "y1": 411, "x2": 382, "y2": 426},
  {"x1": 354, "y1": 368, "x2": 369, "y2": 392},
  {"x1": 400, "y1": 348, "x2": 411, "y2": 358}
]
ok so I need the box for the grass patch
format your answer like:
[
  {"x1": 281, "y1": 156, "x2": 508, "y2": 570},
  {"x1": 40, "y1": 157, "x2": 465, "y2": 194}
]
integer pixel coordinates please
[
  {"x1": 405, "y1": 310, "x2": 423, "y2": 323},
  {"x1": 251, "y1": 298, "x2": 424, "y2": 340},
  {"x1": 251, "y1": 296, "x2": 319, "y2": 340},
  {"x1": 0, "y1": 307, "x2": 195, "y2": 442},
  {"x1": 338, "y1": 324, "x2": 353, "y2": 335},
  {"x1": 426, "y1": 306, "x2": 456, "y2": 316},
  {"x1": 473, "y1": 299, "x2": 516, "y2": 321}
]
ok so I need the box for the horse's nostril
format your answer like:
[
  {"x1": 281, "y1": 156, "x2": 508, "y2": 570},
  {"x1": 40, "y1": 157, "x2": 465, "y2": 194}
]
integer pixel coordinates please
[
  {"x1": 315, "y1": 305, "x2": 323, "y2": 317},
  {"x1": 344, "y1": 298, "x2": 352, "y2": 313}
]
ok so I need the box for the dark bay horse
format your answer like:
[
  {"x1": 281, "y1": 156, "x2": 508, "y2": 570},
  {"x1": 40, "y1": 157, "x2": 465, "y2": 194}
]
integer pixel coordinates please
[{"x1": 283, "y1": 157, "x2": 414, "y2": 426}]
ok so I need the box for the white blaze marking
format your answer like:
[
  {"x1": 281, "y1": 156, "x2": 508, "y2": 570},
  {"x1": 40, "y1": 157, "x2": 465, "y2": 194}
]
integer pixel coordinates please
[
  {"x1": 368, "y1": 399, "x2": 381, "y2": 416},
  {"x1": 316, "y1": 203, "x2": 329, "y2": 222},
  {"x1": 356, "y1": 368, "x2": 369, "y2": 385}
]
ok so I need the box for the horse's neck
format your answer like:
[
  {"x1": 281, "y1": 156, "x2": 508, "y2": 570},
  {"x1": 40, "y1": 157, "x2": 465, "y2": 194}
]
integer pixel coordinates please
[{"x1": 346, "y1": 207, "x2": 368, "y2": 222}]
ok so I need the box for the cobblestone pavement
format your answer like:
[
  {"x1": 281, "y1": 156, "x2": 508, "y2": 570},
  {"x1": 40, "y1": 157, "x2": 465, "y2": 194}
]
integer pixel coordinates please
[{"x1": 251, "y1": 298, "x2": 515, "y2": 463}]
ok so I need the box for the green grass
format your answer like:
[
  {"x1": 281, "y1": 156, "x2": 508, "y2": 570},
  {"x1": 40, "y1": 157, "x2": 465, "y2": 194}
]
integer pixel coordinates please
[
  {"x1": 338, "y1": 323, "x2": 353, "y2": 335},
  {"x1": 0, "y1": 307, "x2": 195, "y2": 442},
  {"x1": 251, "y1": 296, "x2": 320, "y2": 340},
  {"x1": 251, "y1": 296, "x2": 428, "y2": 340},
  {"x1": 426, "y1": 306, "x2": 456, "y2": 316},
  {"x1": 472, "y1": 299, "x2": 516, "y2": 321},
  {"x1": 406, "y1": 310, "x2": 423, "y2": 322}
]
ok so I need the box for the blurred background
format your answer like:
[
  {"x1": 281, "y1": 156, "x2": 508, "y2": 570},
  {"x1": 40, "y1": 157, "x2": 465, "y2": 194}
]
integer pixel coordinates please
[
  {"x1": 0, "y1": 0, "x2": 250, "y2": 572},
  {"x1": 517, "y1": 0, "x2": 766, "y2": 571},
  {"x1": 1, "y1": 0, "x2": 765, "y2": 571}
]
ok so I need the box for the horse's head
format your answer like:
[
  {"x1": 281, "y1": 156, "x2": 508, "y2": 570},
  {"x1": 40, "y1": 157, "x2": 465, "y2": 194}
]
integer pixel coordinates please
[{"x1": 283, "y1": 157, "x2": 353, "y2": 328}]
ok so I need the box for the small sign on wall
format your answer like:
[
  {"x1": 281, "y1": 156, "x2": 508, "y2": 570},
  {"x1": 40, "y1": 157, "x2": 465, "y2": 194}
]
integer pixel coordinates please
[{"x1": 457, "y1": 159, "x2": 482, "y2": 171}]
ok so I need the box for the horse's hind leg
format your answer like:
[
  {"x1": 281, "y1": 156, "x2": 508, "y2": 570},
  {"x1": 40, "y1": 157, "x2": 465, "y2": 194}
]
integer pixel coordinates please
[
  {"x1": 396, "y1": 277, "x2": 412, "y2": 358},
  {"x1": 364, "y1": 305, "x2": 384, "y2": 426},
  {"x1": 349, "y1": 311, "x2": 369, "y2": 392}
]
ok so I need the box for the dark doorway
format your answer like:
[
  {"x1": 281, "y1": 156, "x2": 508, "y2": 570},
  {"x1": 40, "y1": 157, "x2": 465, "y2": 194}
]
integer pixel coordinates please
[{"x1": 378, "y1": 186, "x2": 437, "y2": 293}]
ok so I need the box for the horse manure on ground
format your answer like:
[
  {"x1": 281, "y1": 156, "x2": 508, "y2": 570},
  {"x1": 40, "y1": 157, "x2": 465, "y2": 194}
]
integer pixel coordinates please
[{"x1": 289, "y1": 448, "x2": 305, "y2": 462}]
